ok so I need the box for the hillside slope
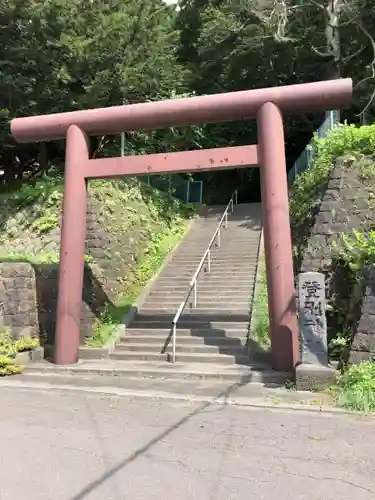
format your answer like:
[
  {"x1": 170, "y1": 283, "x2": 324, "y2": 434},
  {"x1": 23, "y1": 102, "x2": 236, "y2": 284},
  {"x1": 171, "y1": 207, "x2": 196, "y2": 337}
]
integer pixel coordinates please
[
  {"x1": 0, "y1": 176, "x2": 194, "y2": 346},
  {"x1": 289, "y1": 123, "x2": 375, "y2": 365}
]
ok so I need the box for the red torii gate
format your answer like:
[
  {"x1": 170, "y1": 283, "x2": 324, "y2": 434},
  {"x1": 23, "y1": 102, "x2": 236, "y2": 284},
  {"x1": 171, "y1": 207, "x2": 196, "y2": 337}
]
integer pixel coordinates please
[{"x1": 11, "y1": 78, "x2": 352, "y2": 372}]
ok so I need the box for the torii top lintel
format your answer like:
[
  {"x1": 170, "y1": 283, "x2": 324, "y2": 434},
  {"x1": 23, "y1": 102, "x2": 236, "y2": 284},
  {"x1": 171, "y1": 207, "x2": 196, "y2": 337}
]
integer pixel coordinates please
[{"x1": 11, "y1": 78, "x2": 352, "y2": 143}]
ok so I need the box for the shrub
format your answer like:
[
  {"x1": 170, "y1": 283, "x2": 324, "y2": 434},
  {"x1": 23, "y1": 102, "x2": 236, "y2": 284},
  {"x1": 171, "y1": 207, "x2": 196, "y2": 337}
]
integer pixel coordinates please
[
  {"x1": 0, "y1": 355, "x2": 23, "y2": 376},
  {"x1": 336, "y1": 230, "x2": 375, "y2": 272},
  {"x1": 290, "y1": 123, "x2": 375, "y2": 255},
  {"x1": 0, "y1": 328, "x2": 16, "y2": 357},
  {"x1": 0, "y1": 329, "x2": 39, "y2": 376},
  {"x1": 14, "y1": 335, "x2": 40, "y2": 353}
]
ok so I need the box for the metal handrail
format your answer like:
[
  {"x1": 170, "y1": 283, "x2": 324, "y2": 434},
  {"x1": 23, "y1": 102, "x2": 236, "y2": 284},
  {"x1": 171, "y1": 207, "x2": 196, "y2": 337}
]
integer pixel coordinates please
[{"x1": 169, "y1": 190, "x2": 238, "y2": 363}]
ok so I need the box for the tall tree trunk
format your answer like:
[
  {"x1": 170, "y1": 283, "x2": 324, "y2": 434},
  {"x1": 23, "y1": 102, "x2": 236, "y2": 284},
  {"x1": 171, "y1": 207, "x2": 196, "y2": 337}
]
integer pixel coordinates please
[{"x1": 324, "y1": 0, "x2": 342, "y2": 80}]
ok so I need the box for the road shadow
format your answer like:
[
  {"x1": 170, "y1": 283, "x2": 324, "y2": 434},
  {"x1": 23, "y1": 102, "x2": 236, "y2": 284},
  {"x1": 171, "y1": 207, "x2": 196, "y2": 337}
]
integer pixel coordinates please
[
  {"x1": 133, "y1": 309, "x2": 275, "y2": 377},
  {"x1": 68, "y1": 378, "x2": 263, "y2": 500},
  {"x1": 202, "y1": 203, "x2": 262, "y2": 232}
]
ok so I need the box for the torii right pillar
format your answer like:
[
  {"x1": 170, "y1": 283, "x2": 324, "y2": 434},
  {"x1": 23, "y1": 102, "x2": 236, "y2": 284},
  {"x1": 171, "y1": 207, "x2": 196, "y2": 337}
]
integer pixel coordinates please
[{"x1": 257, "y1": 102, "x2": 299, "y2": 372}]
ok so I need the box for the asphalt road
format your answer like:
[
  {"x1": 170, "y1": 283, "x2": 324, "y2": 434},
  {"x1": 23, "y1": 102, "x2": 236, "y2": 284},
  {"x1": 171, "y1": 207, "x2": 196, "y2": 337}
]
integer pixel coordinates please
[{"x1": 0, "y1": 386, "x2": 374, "y2": 500}]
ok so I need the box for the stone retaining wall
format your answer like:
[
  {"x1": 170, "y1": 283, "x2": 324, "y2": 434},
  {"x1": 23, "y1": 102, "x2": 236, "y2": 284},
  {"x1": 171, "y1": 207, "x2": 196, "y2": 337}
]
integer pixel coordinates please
[
  {"x1": 0, "y1": 263, "x2": 39, "y2": 339},
  {"x1": 294, "y1": 156, "x2": 375, "y2": 364},
  {"x1": 0, "y1": 262, "x2": 101, "y2": 347},
  {"x1": 299, "y1": 157, "x2": 375, "y2": 274},
  {"x1": 349, "y1": 267, "x2": 375, "y2": 364}
]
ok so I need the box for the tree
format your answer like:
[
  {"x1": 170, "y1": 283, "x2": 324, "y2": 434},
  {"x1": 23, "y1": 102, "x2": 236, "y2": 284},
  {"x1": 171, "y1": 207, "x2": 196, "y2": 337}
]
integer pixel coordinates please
[
  {"x1": 0, "y1": 0, "x2": 188, "y2": 185},
  {"x1": 265, "y1": 0, "x2": 375, "y2": 120},
  {"x1": 176, "y1": 0, "x2": 375, "y2": 183},
  {"x1": 175, "y1": 0, "x2": 326, "y2": 200}
]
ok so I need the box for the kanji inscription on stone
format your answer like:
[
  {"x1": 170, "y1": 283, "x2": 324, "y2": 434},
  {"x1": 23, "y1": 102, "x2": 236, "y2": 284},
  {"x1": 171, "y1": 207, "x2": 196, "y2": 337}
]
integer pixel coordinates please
[{"x1": 298, "y1": 272, "x2": 328, "y2": 365}]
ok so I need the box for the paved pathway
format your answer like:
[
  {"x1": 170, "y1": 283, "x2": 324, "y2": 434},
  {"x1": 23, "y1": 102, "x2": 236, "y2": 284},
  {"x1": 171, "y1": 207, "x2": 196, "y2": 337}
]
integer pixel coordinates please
[{"x1": 0, "y1": 386, "x2": 374, "y2": 500}]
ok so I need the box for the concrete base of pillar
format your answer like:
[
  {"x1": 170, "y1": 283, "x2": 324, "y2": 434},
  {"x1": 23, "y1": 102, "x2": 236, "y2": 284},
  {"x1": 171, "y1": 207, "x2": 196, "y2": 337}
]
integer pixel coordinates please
[{"x1": 295, "y1": 363, "x2": 337, "y2": 392}]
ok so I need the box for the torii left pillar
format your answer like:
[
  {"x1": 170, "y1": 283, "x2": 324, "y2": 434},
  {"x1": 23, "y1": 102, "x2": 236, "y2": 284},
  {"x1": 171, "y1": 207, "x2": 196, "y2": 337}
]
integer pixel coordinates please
[{"x1": 54, "y1": 125, "x2": 89, "y2": 364}]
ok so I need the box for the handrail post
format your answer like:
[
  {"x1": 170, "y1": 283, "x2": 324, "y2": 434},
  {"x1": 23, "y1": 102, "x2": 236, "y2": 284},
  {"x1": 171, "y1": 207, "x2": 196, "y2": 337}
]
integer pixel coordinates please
[
  {"x1": 207, "y1": 249, "x2": 211, "y2": 272},
  {"x1": 193, "y1": 280, "x2": 197, "y2": 308},
  {"x1": 216, "y1": 228, "x2": 221, "y2": 247},
  {"x1": 172, "y1": 323, "x2": 176, "y2": 363},
  {"x1": 225, "y1": 211, "x2": 228, "y2": 229}
]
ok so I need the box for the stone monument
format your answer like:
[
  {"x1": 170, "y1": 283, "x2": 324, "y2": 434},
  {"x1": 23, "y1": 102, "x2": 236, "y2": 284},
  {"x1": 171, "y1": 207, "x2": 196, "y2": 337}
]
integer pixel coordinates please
[
  {"x1": 296, "y1": 271, "x2": 336, "y2": 390},
  {"x1": 298, "y1": 272, "x2": 328, "y2": 364}
]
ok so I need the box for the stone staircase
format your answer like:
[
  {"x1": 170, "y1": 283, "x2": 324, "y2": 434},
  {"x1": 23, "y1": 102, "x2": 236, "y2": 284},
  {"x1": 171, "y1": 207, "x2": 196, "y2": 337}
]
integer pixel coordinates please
[{"x1": 111, "y1": 203, "x2": 265, "y2": 367}]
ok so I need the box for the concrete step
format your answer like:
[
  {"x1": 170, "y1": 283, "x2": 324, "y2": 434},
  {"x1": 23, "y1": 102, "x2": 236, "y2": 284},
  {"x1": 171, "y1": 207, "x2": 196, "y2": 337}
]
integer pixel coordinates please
[
  {"x1": 158, "y1": 270, "x2": 256, "y2": 277},
  {"x1": 130, "y1": 320, "x2": 249, "y2": 329},
  {"x1": 145, "y1": 293, "x2": 252, "y2": 301},
  {"x1": 145, "y1": 297, "x2": 251, "y2": 304},
  {"x1": 176, "y1": 242, "x2": 259, "y2": 246},
  {"x1": 170, "y1": 255, "x2": 259, "y2": 262},
  {"x1": 125, "y1": 328, "x2": 248, "y2": 338},
  {"x1": 167, "y1": 264, "x2": 258, "y2": 271},
  {"x1": 160, "y1": 265, "x2": 257, "y2": 272},
  {"x1": 184, "y1": 229, "x2": 260, "y2": 233},
  {"x1": 174, "y1": 249, "x2": 260, "y2": 257},
  {"x1": 147, "y1": 294, "x2": 252, "y2": 300},
  {"x1": 142, "y1": 296, "x2": 251, "y2": 304},
  {"x1": 151, "y1": 285, "x2": 252, "y2": 293},
  {"x1": 156, "y1": 276, "x2": 255, "y2": 284},
  {"x1": 170, "y1": 254, "x2": 259, "y2": 262},
  {"x1": 136, "y1": 309, "x2": 249, "y2": 319},
  {"x1": 174, "y1": 232, "x2": 259, "y2": 237},
  {"x1": 172, "y1": 245, "x2": 260, "y2": 251},
  {"x1": 141, "y1": 306, "x2": 249, "y2": 314},
  {"x1": 23, "y1": 359, "x2": 287, "y2": 384},
  {"x1": 156, "y1": 274, "x2": 256, "y2": 280},
  {"x1": 167, "y1": 266, "x2": 256, "y2": 272},
  {"x1": 146, "y1": 290, "x2": 252, "y2": 297},
  {"x1": 116, "y1": 343, "x2": 248, "y2": 355},
  {"x1": 152, "y1": 286, "x2": 253, "y2": 294},
  {"x1": 149, "y1": 285, "x2": 254, "y2": 292},
  {"x1": 158, "y1": 266, "x2": 256, "y2": 279},
  {"x1": 155, "y1": 276, "x2": 255, "y2": 283},
  {"x1": 10, "y1": 373, "x2": 311, "y2": 406},
  {"x1": 120, "y1": 334, "x2": 247, "y2": 346},
  {"x1": 166, "y1": 270, "x2": 256, "y2": 276},
  {"x1": 172, "y1": 236, "x2": 257, "y2": 243},
  {"x1": 148, "y1": 288, "x2": 252, "y2": 295},
  {"x1": 141, "y1": 304, "x2": 250, "y2": 311},
  {"x1": 149, "y1": 286, "x2": 253, "y2": 294},
  {"x1": 110, "y1": 351, "x2": 249, "y2": 365},
  {"x1": 162, "y1": 264, "x2": 258, "y2": 271},
  {"x1": 176, "y1": 239, "x2": 260, "y2": 243}
]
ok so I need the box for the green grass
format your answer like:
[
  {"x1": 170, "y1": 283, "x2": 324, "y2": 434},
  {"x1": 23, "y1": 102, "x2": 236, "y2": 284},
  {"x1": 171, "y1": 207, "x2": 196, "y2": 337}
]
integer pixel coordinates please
[
  {"x1": 87, "y1": 219, "x2": 189, "y2": 347},
  {"x1": 0, "y1": 356, "x2": 23, "y2": 376},
  {"x1": 334, "y1": 361, "x2": 375, "y2": 413},
  {"x1": 249, "y1": 252, "x2": 271, "y2": 351}
]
